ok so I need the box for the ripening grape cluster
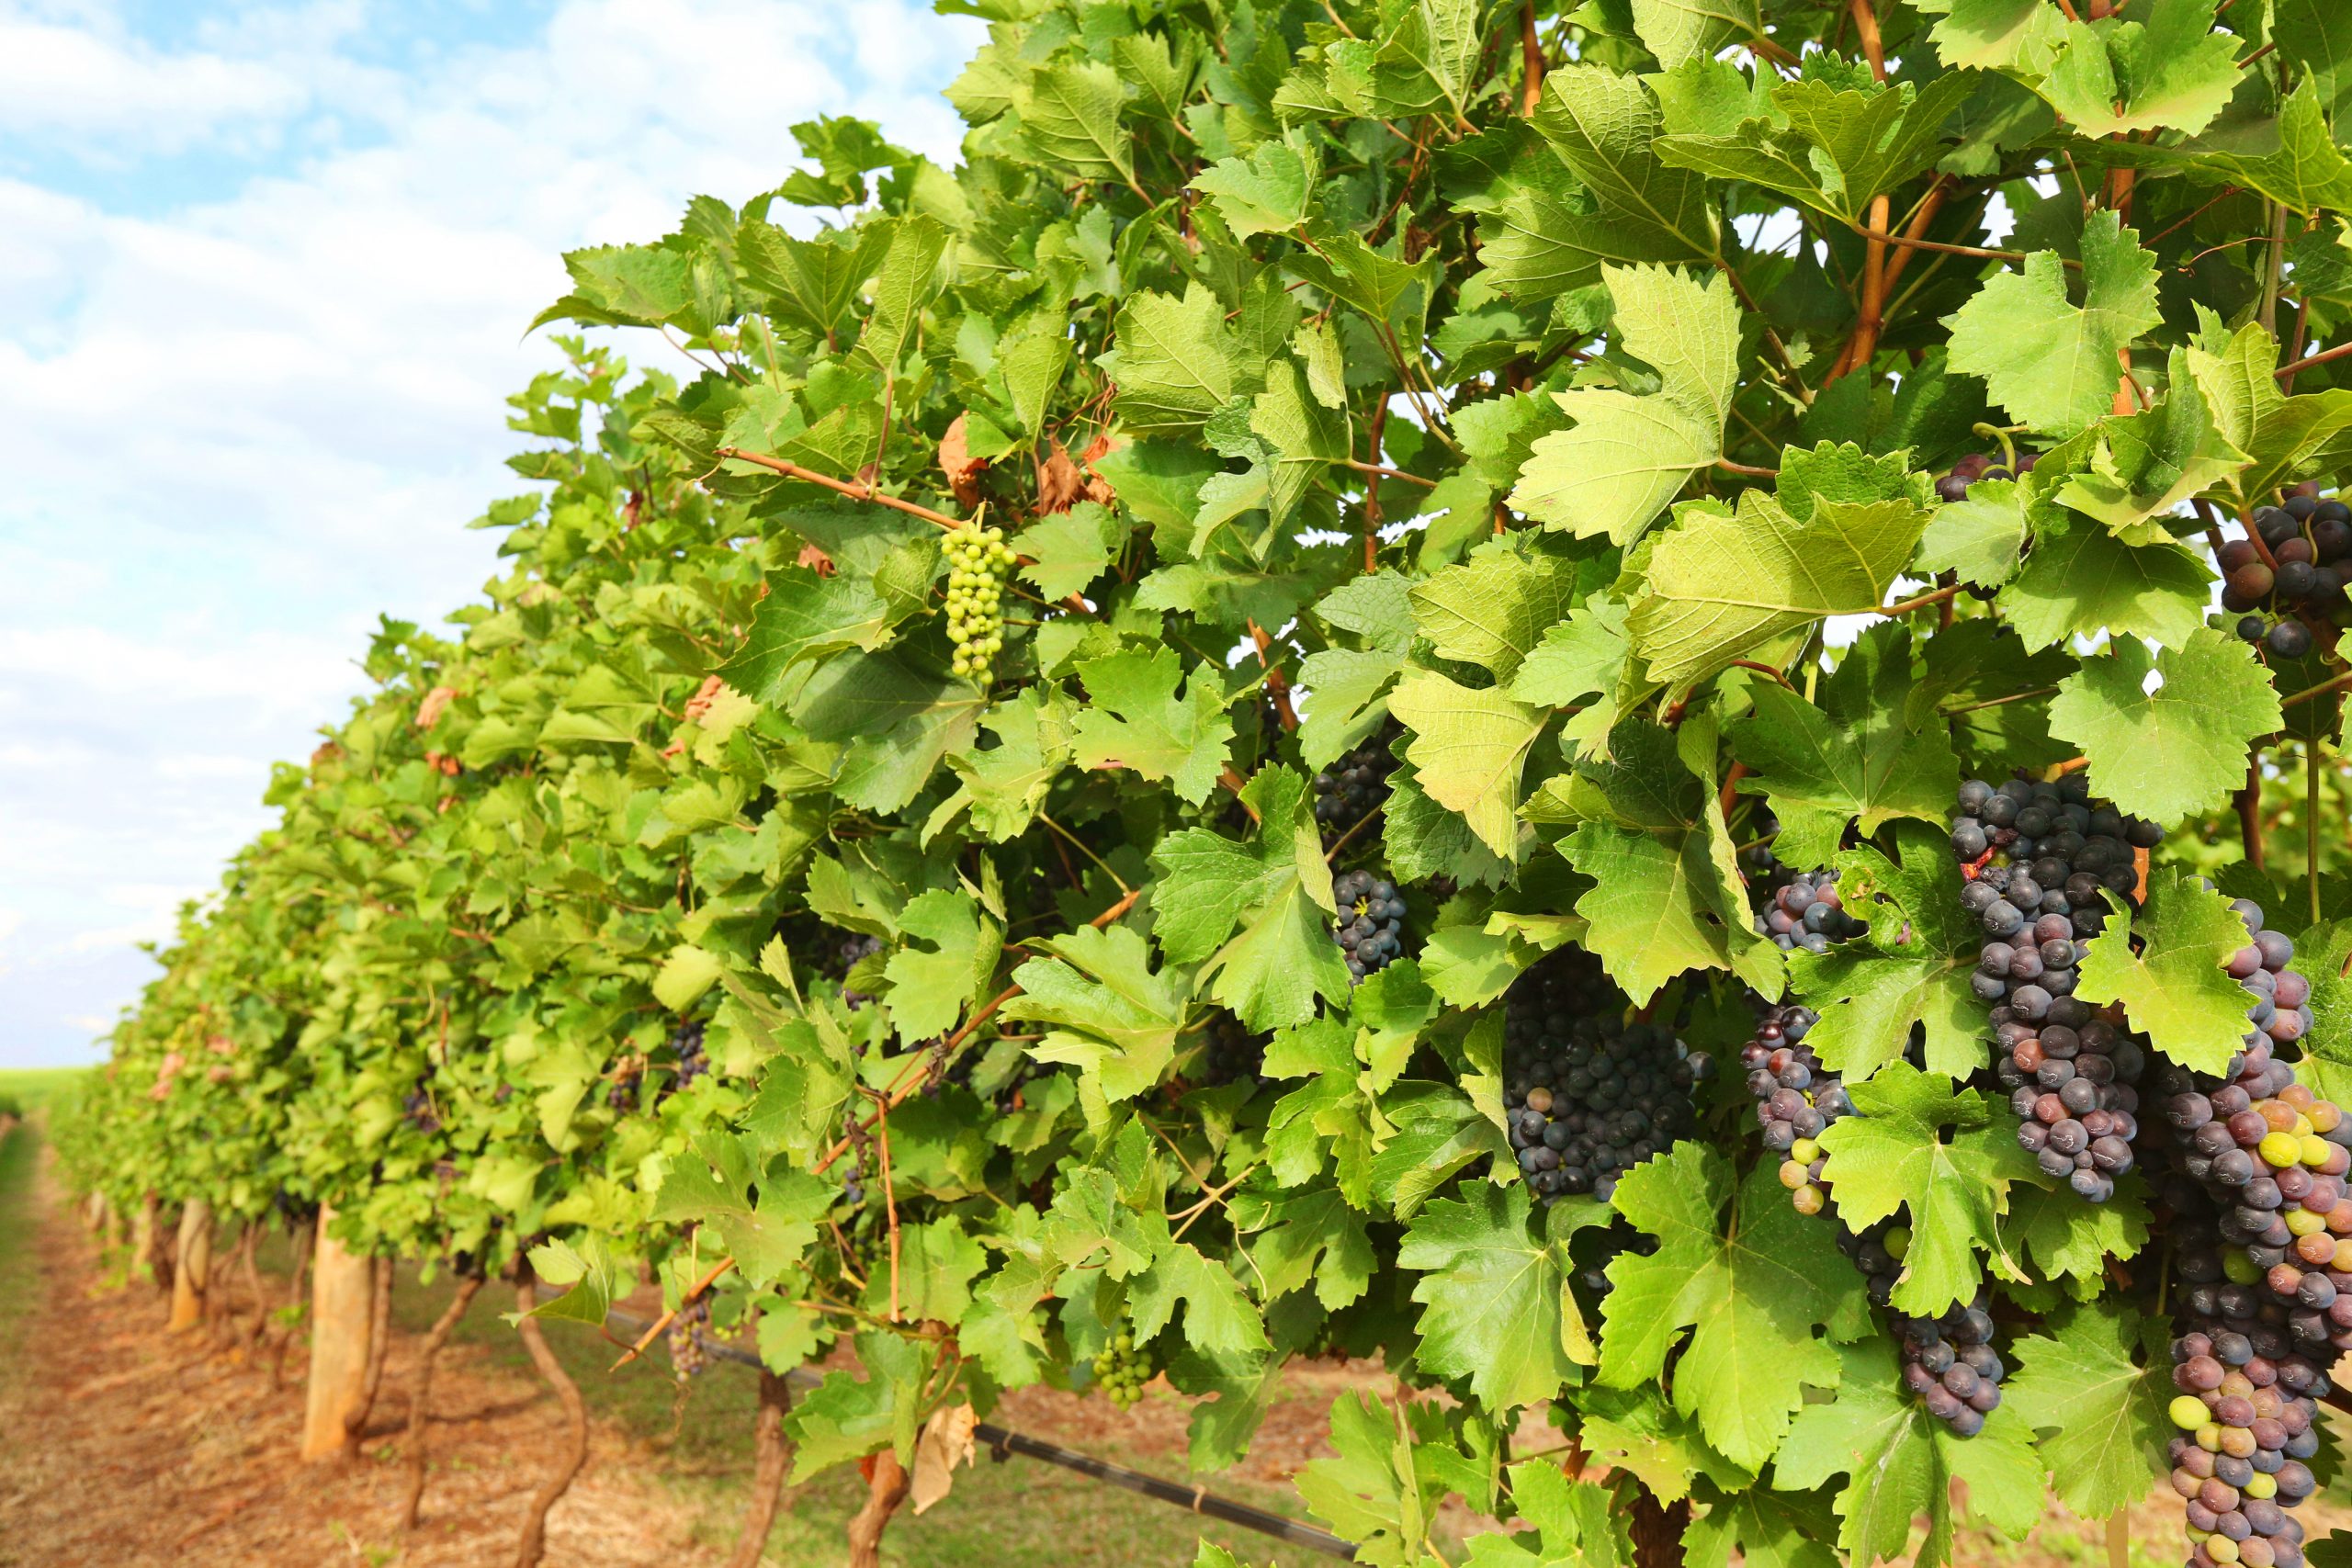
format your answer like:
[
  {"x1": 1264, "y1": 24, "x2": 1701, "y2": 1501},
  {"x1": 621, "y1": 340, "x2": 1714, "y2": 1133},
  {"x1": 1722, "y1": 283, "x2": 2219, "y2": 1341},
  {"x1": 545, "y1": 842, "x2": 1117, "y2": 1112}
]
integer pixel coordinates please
[
  {"x1": 2165, "y1": 1309, "x2": 2322, "y2": 1568},
  {"x1": 1894, "y1": 1290, "x2": 2006, "y2": 1437},
  {"x1": 1953, "y1": 775, "x2": 2162, "y2": 1201},
  {"x1": 1091, "y1": 1327, "x2": 1153, "y2": 1408},
  {"x1": 838, "y1": 931, "x2": 884, "y2": 1010},
  {"x1": 1313, "y1": 728, "x2": 1396, "y2": 843},
  {"x1": 1200, "y1": 1010, "x2": 1266, "y2": 1089},
  {"x1": 1501, "y1": 953, "x2": 1711, "y2": 1204},
  {"x1": 2221, "y1": 486, "x2": 2351, "y2": 660},
  {"x1": 1835, "y1": 1219, "x2": 1909, "y2": 1308},
  {"x1": 1743, "y1": 1004, "x2": 1853, "y2": 1216},
  {"x1": 666, "y1": 1296, "x2": 713, "y2": 1378},
  {"x1": 666, "y1": 1020, "x2": 710, "y2": 1097},
  {"x1": 1754, "y1": 871, "x2": 1866, "y2": 953},
  {"x1": 606, "y1": 1063, "x2": 640, "y2": 1111},
  {"x1": 401, "y1": 1088, "x2": 440, "y2": 1134},
  {"x1": 1332, "y1": 868, "x2": 1408, "y2": 982},
  {"x1": 944, "y1": 522, "x2": 1014, "y2": 681},
  {"x1": 1933, "y1": 448, "x2": 2040, "y2": 503}
]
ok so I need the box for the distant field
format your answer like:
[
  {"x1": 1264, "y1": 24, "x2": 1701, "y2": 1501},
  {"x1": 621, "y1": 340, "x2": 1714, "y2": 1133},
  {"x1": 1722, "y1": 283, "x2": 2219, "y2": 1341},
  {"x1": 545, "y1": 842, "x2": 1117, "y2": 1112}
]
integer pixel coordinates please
[{"x1": 0, "y1": 1068, "x2": 88, "y2": 1112}]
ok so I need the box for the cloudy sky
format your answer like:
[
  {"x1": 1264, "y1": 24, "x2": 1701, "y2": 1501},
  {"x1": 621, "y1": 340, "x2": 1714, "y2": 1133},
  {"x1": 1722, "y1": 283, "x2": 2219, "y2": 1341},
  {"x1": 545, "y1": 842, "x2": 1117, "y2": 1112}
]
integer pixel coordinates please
[{"x1": 0, "y1": 0, "x2": 985, "y2": 1067}]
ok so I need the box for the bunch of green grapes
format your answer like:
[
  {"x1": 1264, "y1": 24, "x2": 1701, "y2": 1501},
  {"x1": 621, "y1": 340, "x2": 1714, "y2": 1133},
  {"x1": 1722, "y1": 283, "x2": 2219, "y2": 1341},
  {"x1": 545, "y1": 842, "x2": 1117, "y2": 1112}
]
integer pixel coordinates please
[
  {"x1": 1091, "y1": 1327, "x2": 1154, "y2": 1409},
  {"x1": 944, "y1": 523, "x2": 1014, "y2": 681}
]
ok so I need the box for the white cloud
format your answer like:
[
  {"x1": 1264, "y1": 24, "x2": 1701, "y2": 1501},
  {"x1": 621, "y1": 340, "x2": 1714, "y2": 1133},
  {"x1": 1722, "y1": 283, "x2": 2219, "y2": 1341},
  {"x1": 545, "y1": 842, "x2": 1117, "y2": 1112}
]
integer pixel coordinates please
[{"x1": 0, "y1": 0, "x2": 985, "y2": 1066}]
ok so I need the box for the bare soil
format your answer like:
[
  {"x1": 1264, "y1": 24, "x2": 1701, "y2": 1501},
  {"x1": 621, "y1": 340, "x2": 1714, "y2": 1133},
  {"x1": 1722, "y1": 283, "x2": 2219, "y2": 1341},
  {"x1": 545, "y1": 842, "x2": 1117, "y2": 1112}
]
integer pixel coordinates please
[{"x1": 0, "y1": 1155, "x2": 724, "y2": 1568}]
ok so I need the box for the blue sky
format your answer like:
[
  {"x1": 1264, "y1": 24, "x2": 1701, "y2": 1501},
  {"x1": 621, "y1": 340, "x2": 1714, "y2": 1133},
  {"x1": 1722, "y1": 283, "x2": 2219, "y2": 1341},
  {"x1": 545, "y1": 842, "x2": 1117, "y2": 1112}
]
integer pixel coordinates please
[{"x1": 0, "y1": 0, "x2": 986, "y2": 1067}]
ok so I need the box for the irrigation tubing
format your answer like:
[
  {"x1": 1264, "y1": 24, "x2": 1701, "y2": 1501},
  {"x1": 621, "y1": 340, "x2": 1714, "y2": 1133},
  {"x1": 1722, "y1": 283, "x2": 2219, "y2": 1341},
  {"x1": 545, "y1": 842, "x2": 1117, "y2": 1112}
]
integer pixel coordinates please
[{"x1": 602, "y1": 1309, "x2": 1357, "y2": 1560}]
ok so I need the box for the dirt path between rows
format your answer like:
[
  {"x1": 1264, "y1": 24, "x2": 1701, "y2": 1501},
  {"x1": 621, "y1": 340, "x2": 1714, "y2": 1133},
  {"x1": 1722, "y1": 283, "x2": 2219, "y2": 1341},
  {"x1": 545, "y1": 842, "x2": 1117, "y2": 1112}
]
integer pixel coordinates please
[{"x1": 0, "y1": 1151, "x2": 725, "y2": 1568}]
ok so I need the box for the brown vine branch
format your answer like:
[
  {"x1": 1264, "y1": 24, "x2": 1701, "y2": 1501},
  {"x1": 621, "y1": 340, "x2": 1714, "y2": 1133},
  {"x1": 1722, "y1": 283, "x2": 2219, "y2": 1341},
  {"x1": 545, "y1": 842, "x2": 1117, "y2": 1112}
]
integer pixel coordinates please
[
  {"x1": 609, "y1": 1255, "x2": 741, "y2": 1371},
  {"x1": 400, "y1": 1273, "x2": 483, "y2": 1530},
  {"x1": 1249, "y1": 620, "x2": 1299, "y2": 732},
  {"x1": 846, "y1": 1449, "x2": 912, "y2": 1568},
  {"x1": 344, "y1": 1255, "x2": 396, "y2": 1458},
  {"x1": 1345, "y1": 457, "x2": 1437, "y2": 490},
  {"x1": 1519, "y1": 0, "x2": 1544, "y2": 113},
  {"x1": 1876, "y1": 582, "x2": 1965, "y2": 617},
  {"x1": 513, "y1": 1274, "x2": 592, "y2": 1568},
  {"x1": 2278, "y1": 338, "x2": 2352, "y2": 380},
  {"x1": 714, "y1": 446, "x2": 961, "y2": 531},
  {"x1": 725, "y1": 1364, "x2": 797, "y2": 1568}
]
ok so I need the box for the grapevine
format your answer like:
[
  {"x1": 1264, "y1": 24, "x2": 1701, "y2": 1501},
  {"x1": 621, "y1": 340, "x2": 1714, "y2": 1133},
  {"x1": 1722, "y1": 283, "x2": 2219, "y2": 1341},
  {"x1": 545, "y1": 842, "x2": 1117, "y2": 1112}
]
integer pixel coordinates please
[{"x1": 40, "y1": 4, "x2": 2352, "y2": 1566}]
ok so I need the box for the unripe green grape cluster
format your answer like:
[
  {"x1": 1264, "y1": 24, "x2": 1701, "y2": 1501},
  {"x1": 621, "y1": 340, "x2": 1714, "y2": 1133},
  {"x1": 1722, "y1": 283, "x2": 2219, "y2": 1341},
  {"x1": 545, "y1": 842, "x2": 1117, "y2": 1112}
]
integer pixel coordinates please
[
  {"x1": 944, "y1": 523, "x2": 1014, "y2": 680},
  {"x1": 1091, "y1": 1326, "x2": 1153, "y2": 1408}
]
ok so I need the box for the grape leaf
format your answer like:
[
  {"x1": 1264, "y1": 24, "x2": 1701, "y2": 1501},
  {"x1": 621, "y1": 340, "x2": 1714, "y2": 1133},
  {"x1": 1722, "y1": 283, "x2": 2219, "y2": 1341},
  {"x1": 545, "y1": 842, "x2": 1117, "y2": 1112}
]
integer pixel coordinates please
[
  {"x1": 1916, "y1": 479, "x2": 2026, "y2": 588},
  {"x1": 1102, "y1": 285, "x2": 1238, "y2": 435},
  {"x1": 882, "y1": 889, "x2": 1001, "y2": 1046},
  {"x1": 1682, "y1": 1480, "x2": 1842, "y2": 1568},
  {"x1": 2040, "y1": 0, "x2": 2242, "y2": 138},
  {"x1": 1730, "y1": 623, "x2": 1961, "y2": 859},
  {"x1": 1508, "y1": 265, "x2": 1738, "y2": 543},
  {"x1": 1998, "y1": 508, "x2": 2212, "y2": 652},
  {"x1": 1004, "y1": 924, "x2": 1191, "y2": 1102},
  {"x1": 2002, "y1": 1300, "x2": 2169, "y2": 1519},
  {"x1": 1012, "y1": 57, "x2": 1136, "y2": 183},
  {"x1": 1573, "y1": 1384, "x2": 1758, "y2": 1504},
  {"x1": 1655, "y1": 73, "x2": 1977, "y2": 226},
  {"x1": 2048, "y1": 626, "x2": 2283, "y2": 826},
  {"x1": 1814, "y1": 1061, "x2": 2029, "y2": 1314},
  {"x1": 2076, "y1": 867, "x2": 2257, "y2": 1075},
  {"x1": 1408, "y1": 541, "x2": 1591, "y2": 682},
  {"x1": 1627, "y1": 491, "x2": 1932, "y2": 694},
  {"x1": 785, "y1": 1330, "x2": 933, "y2": 1478},
  {"x1": 1600, "y1": 1145, "x2": 1858, "y2": 1471},
  {"x1": 1996, "y1": 1177, "x2": 2152, "y2": 1299},
  {"x1": 1773, "y1": 1338, "x2": 2041, "y2": 1568},
  {"x1": 1387, "y1": 669, "x2": 1544, "y2": 860},
  {"x1": 1552, "y1": 717, "x2": 1780, "y2": 1004},
  {"x1": 1465, "y1": 1461, "x2": 1636, "y2": 1567},
  {"x1": 1399, "y1": 1182, "x2": 1608, "y2": 1411},
  {"x1": 1147, "y1": 767, "x2": 1351, "y2": 1031},
  {"x1": 1191, "y1": 134, "x2": 1318, "y2": 238},
  {"x1": 1789, "y1": 822, "x2": 1985, "y2": 1081},
  {"x1": 2052, "y1": 350, "x2": 2249, "y2": 546},
  {"x1": 1945, "y1": 212, "x2": 2162, "y2": 437},
  {"x1": 1069, "y1": 649, "x2": 1236, "y2": 805}
]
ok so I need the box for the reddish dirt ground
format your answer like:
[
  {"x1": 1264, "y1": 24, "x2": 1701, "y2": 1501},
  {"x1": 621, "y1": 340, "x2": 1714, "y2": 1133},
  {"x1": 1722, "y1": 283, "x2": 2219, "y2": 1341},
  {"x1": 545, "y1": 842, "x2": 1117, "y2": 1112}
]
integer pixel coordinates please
[{"x1": 0, "y1": 1160, "x2": 725, "y2": 1568}]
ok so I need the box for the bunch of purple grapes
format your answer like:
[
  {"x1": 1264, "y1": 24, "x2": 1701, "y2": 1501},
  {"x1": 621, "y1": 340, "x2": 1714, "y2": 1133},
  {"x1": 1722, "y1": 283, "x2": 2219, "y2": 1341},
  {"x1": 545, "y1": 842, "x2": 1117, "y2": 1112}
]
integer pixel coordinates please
[
  {"x1": 2222, "y1": 486, "x2": 2350, "y2": 660},
  {"x1": 1894, "y1": 1290, "x2": 2005, "y2": 1437},
  {"x1": 1933, "y1": 449, "x2": 2040, "y2": 503},
  {"x1": 1332, "y1": 868, "x2": 1408, "y2": 982},
  {"x1": 1754, "y1": 871, "x2": 1866, "y2": 955},
  {"x1": 1501, "y1": 951, "x2": 1711, "y2": 1205},
  {"x1": 1742, "y1": 1003, "x2": 1853, "y2": 1217},
  {"x1": 1313, "y1": 726, "x2": 1397, "y2": 845},
  {"x1": 1199, "y1": 1011, "x2": 1267, "y2": 1089},
  {"x1": 1953, "y1": 774, "x2": 2162, "y2": 1201}
]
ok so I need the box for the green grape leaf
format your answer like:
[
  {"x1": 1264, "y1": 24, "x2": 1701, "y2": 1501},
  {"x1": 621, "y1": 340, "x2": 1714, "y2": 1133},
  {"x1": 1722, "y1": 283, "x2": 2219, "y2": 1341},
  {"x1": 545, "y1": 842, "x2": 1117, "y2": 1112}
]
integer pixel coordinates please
[
  {"x1": 2000, "y1": 508, "x2": 2212, "y2": 652},
  {"x1": 1655, "y1": 73, "x2": 1976, "y2": 225},
  {"x1": 1627, "y1": 491, "x2": 1932, "y2": 695},
  {"x1": 1774, "y1": 1338, "x2": 2041, "y2": 1568},
  {"x1": 2040, "y1": 0, "x2": 2243, "y2": 139},
  {"x1": 1509, "y1": 265, "x2": 1738, "y2": 543},
  {"x1": 1730, "y1": 623, "x2": 1961, "y2": 854},
  {"x1": 1148, "y1": 767, "x2": 1351, "y2": 1031},
  {"x1": 1003, "y1": 924, "x2": 1191, "y2": 1103},
  {"x1": 1814, "y1": 1062, "x2": 2026, "y2": 1314},
  {"x1": 1466, "y1": 1460, "x2": 1636, "y2": 1566},
  {"x1": 1399, "y1": 1183, "x2": 1608, "y2": 1411},
  {"x1": 1102, "y1": 285, "x2": 1238, "y2": 436},
  {"x1": 785, "y1": 1330, "x2": 933, "y2": 1478},
  {"x1": 2048, "y1": 626, "x2": 2283, "y2": 826},
  {"x1": 1600, "y1": 1145, "x2": 1856, "y2": 1472},
  {"x1": 1917, "y1": 479, "x2": 2027, "y2": 588},
  {"x1": 1945, "y1": 213, "x2": 2161, "y2": 437},
  {"x1": 1387, "y1": 670, "x2": 1544, "y2": 860},
  {"x1": 1011, "y1": 57, "x2": 1135, "y2": 183},
  {"x1": 1192, "y1": 134, "x2": 1318, "y2": 238},
  {"x1": 1069, "y1": 649, "x2": 1236, "y2": 806},
  {"x1": 2076, "y1": 867, "x2": 2257, "y2": 1075},
  {"x1": 1785, "y1": 825, "x2": 1986, "y2": 1082},
  {"x1": 2002, "y1": 1300, "x2": 2169, "y2": 1520},
  {"x1": 1552, "y1": 717, "x2": 1779, "y2": 1005}
]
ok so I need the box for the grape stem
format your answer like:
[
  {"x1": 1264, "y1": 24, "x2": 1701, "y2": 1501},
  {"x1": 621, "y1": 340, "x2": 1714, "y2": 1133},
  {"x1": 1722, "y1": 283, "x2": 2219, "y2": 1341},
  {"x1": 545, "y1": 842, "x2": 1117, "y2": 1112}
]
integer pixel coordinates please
[{"x1": 1876, "y1": 582, "x2": 1964, "y2": 617}]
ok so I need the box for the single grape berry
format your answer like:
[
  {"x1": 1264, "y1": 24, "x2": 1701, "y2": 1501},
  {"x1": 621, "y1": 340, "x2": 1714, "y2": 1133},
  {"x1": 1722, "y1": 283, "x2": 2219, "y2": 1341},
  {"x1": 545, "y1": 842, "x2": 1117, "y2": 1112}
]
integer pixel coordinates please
[
  {"x1": 1332, "y1": 868, "x2": 1408, "y2": 982},
  {"x1": 2267, "y1": 620, "x2": 2314, "y2": 660}
]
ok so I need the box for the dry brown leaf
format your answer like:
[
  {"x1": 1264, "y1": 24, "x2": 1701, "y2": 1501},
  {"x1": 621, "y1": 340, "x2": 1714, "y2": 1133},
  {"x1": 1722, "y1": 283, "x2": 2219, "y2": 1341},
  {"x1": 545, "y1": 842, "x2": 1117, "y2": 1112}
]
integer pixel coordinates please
[
  {"x1": 910, "y1": 1402, "x2": 978, "y2": 1515},
  {"x1": 1036, "y1": 443, "x2": 1086, "y2": 514},
  {"x1": 797, "y1": 540, "x2": 837, "y2": 576},
  {"x1": 416, "y1": 684, "x2": 458, "y2": 729},
  {"x1": 1080, "y1": 433, "x2": 1120, "y2": 506},
  {"x1": 940, "y1": 413, "x2": 987, "y2": 507},
  {"x1": 683, "y1": 674, "x2": 727, "y2": 722}
]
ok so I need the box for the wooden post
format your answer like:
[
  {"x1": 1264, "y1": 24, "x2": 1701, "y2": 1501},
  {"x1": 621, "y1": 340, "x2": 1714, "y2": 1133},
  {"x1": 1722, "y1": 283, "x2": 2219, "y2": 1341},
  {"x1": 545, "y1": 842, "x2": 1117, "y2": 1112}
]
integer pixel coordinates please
[
  {"x1": 167, "y1": 1199, "x2": 212, "y2": 1331},
  {"x1": 130, "y1": 1194, "x2": 160, "y2": 1292},
  {"x1": 300, "y1": 1207, "x2": 375, "y2": 1461}
]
